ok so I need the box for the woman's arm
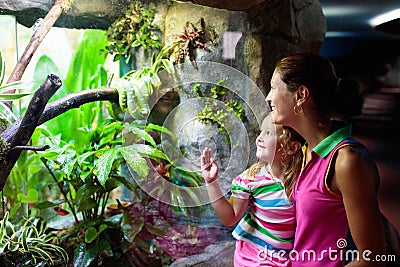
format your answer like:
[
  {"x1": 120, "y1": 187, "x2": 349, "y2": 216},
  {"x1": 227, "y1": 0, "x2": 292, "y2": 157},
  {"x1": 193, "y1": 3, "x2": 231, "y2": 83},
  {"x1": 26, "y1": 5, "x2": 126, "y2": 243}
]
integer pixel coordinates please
[
  {"x1": 201, "y1": 148, "x2": 248, "y2": 226},
  {"x1": 333, "y1": 146, "x2": 386, "y2": 267}
]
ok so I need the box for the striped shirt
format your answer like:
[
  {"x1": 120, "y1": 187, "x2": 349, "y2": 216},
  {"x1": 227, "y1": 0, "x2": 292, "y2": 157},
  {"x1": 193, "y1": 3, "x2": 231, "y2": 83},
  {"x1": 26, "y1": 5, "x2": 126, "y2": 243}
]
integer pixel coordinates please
[{"x1": 231, "y1": 165, "x2": 295, "y2": 265}]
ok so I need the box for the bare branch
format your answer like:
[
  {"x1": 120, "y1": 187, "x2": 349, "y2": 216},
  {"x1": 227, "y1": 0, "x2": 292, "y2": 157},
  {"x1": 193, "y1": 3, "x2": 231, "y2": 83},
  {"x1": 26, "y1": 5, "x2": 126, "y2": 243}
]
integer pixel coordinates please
[
  {"x1": 4, "y1": 0, "x2": 75, "y2": 109},
  {"x1": 7, "y1": 0, "x2": 74, "y2": 86},
  {"x1": 1, "y1": 87, "x2": 119, "y2": 143},
  {"x1": 39, "y1": 87, "x2": 119, "y2": 125},
  {"x1": 9, "y1": 145, "x2": 50, "y2": 152},
  {"x1": 0, "y1": 74, "x2": 62, "y2": 191}
]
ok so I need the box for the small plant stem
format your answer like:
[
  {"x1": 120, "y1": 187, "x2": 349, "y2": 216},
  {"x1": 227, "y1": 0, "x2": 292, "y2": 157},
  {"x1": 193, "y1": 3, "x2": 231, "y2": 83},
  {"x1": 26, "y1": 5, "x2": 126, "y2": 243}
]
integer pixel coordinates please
[
  {"x1": 37, "y1": 155, "x2": 79, "y2": 223},
  {"x1": 101, "y1": 192, "x2": 111, "y2": 217}
]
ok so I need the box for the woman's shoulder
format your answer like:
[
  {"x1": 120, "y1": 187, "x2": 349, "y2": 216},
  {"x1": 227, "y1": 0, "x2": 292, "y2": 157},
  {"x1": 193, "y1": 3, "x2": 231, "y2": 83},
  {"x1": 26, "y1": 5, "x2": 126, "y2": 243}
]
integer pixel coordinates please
[
  {"x1": 336, "y1": 141, "x2": 372, "y2": 164},
  {"x1": 334, "y1": 142, "x2": 379, "y2": 189}
]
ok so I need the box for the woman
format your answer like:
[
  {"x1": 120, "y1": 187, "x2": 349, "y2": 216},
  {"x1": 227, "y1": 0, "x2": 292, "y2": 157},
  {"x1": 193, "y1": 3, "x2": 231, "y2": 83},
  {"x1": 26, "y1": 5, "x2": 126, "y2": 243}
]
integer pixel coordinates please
[{"x1": 266, "y1": 53, "x2": 386, "y2": 266}]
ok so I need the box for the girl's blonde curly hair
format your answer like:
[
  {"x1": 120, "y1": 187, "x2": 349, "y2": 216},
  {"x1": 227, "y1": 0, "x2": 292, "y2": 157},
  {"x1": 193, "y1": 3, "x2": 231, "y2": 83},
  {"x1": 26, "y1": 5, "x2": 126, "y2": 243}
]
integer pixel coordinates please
[{"x1": 246, "y1": 125, "x2": 304, "y2": 199}]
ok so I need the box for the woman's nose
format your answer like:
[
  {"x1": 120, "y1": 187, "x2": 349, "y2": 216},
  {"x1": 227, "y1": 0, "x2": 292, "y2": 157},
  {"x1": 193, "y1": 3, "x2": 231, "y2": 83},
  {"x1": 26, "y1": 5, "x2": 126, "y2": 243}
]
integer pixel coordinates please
[{"x1": 265, "y1": 91, "x2": 272, "y2": 102}]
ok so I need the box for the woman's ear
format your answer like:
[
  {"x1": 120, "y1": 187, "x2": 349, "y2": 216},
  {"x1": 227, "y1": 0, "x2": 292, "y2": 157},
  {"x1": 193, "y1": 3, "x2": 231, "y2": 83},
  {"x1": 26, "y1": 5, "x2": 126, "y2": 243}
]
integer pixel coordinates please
[
  {"x1": 287, "y1": 141, "x2": 302, "y2": 155},
  {"x1": 296, "y1": 85, "x2": 310, "y2": 105}
]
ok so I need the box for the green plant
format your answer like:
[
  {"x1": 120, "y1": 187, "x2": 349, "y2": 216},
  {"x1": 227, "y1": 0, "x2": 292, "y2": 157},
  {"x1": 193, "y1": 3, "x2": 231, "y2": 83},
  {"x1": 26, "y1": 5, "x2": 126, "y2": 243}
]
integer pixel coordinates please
[
  {"x1": 0, "y1": 212, "x2": 68, "y2": 266},
  {"x1": 31, "y1": 115, "x2": 175, "y2": 266},
  {"x1": 113, "y1": 44, "x2": 174, "y2": 120},
  {"x1": 168, "y1": 18, "x2": 211, "y2": 68},
  {"x1": 2, "y1": 30, "x2": 109, "y2": 219},
  {"x1": 194, "y1": 78, "x2": 245, "y2": 142},
  {"x1": 2, "y1": 29, "x2": 135, "y2": 265},
  {"x1": 0, "y1": 50, "x2": 33, "y2": 133},
  {"x1": 34, "y1": 119, "x2": 168, "y2": 218},
  {"x1": 105, "y1": 1, "x2": 162, "y2": 62}
]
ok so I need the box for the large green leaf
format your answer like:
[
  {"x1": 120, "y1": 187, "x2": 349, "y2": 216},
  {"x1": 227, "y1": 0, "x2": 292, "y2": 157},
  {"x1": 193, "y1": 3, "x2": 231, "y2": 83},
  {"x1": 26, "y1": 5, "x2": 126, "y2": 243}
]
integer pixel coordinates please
[
  {"x1": 74, "y1": 183, "x2": 100, "y2": 207},
  {"x1": 119, "y1": 146, "x2": 149, "y2": 178},
  {"x1": 64, "y1": 29, "x2": 108, "y2": 93},
  {"x1": 131, "y1": 143, "x2": 169, "y2": 161},
  {"x1": 123, "y1": 123, "x2": 156, "y2": 147},
  {"x1": 44, "y1": 29, "x2": 108, "y2": 145},
  {"x1": 57, "y1": 149, "x2": 77, "y2": 176},
  {"x1": 96, "y1": 149, "x2": 120, "y2": 187},
  {"x1": 77, "y1": 198, "x2": 98, "y2": 213},
  {"x1": 32, "y1": 199, "x2": 66, "y2": 210},
  {"x1": 104, "y1": 177, "x2": 120, "y2": 192},
  {"x1": 84, "y1": 227, "x2": 97, "y2": 243}
]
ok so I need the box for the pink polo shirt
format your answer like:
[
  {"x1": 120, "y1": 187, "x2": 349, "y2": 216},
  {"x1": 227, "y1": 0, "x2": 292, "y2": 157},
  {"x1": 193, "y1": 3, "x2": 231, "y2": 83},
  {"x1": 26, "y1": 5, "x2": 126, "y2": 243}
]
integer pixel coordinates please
[{"x1": 292, "y1": 124, "x2": 357, "y2": 267}]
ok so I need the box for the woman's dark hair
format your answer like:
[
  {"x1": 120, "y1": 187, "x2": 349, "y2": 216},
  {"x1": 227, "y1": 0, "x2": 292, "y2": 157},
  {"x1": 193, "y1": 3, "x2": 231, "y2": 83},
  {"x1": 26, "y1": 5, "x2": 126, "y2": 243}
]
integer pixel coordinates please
[
  {"x1": 335, "y1": 79, "x2": 364, "y2": 117},
  {"x1": 275, "y1": 53, "x2": 364, "y2": 119}
]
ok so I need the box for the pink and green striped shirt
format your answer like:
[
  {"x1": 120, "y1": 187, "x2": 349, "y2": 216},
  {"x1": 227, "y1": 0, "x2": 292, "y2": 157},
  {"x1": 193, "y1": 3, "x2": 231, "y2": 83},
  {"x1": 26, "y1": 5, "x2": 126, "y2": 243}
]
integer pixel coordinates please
[{"x1": 231, "y1": 165, "x2": 295, "y2": 265}]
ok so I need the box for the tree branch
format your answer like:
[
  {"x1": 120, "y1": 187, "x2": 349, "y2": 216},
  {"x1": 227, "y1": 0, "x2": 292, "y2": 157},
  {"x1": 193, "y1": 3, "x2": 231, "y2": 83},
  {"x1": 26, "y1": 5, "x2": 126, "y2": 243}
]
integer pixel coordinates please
[
  {"x1": 0, "y1": 74, "x2": 62, "y2": 191},
  {"x1": 4, "y1": 0, "x2": 74, "y2": 109},
  {"x1": 1, "y1": 88, "x2": 119, "y2": 143},
  {"x1": 39, "y1": 87, "x2": 119, "y2": 125},
  {"x1": 9, "y1": 145, "x2": 50, "y2": 152},
  {"x1": 7, "y1": 0, "x2": 74, "y2": 85}
]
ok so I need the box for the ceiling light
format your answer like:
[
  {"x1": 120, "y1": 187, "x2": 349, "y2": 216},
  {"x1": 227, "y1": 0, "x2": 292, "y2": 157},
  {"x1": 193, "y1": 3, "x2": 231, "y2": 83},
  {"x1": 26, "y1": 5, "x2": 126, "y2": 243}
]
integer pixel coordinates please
[
  {"x1": 322, "y1": 6, "x2": 368, "y2": 17},
  {"x1": 369, "y1": 8, "x2": 400, "y2": 27}
]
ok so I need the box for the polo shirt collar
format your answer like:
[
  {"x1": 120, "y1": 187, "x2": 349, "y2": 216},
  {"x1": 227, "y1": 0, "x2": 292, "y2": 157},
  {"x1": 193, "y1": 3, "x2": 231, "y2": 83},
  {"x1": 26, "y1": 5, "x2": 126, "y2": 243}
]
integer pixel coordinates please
[{"x1": 312, "y1": 122, "x2": 352, "y2": 158}]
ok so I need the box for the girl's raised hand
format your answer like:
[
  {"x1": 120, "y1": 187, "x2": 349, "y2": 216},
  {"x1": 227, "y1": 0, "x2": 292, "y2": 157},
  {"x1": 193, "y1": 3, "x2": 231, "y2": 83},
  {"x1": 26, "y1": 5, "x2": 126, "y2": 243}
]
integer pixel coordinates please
[{"x1": 201, "y1": 147, "x2": 219, "y2": 184}]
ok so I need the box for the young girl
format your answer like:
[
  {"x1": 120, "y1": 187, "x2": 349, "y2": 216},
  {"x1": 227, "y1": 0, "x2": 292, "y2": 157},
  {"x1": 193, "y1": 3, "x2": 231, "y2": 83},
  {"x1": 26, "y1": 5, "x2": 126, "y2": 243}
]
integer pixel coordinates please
[
  {"x1": 266, "y1": 53, "x2": 386, "y2": 266},
  {"x1": 201, "y1": 114, "x2": 304, "y2": 266}
]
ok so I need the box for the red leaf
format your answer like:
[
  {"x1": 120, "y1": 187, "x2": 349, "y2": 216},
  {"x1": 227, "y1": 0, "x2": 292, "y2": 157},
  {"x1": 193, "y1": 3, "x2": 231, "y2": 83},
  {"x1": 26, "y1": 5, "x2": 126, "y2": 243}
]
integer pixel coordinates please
[{"x1": 54, "y1": 207, "x2": 70, "y2": 216}]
